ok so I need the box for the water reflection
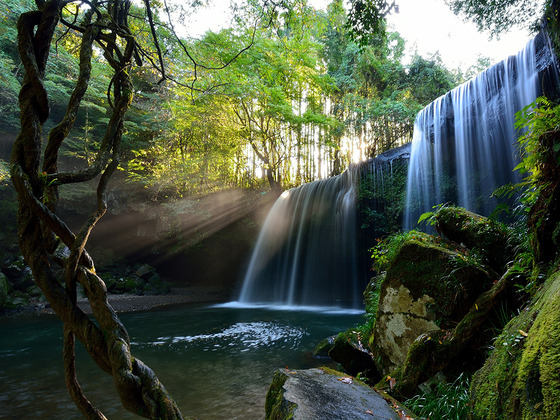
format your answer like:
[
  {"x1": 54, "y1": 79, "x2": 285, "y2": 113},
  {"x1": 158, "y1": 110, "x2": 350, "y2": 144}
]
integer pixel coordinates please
[{"x1": 0, "y1": 304, "x2": 362, "y2": 419}]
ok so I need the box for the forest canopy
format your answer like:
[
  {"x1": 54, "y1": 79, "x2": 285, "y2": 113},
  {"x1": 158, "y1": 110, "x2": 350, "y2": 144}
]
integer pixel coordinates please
[{"x1": 0, "y1": 0, "x2": 466, "y2": 197}]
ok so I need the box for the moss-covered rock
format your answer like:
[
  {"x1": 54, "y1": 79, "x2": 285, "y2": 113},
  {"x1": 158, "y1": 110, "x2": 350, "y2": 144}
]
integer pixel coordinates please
[
  {"x1": 100, "y1": 263, "x2": 170, "y2": 295},
  {"x1": 265, "y1": 370, "x2": 296, "y2": 420},
  {"x1": 312, "y1": 335, "x2": 336, "y2": 359},
  {"x1": 2, "y1": 256, "x2": 34, "y2": 291},
  {"x1": 4, "y1": 290, "x2": 29, "y2": 309},
  {"x1": 329, "y1": 329, "x2": 379, "y2": 379},
  {"x1": 434, "y1": 206, "x2": 512, "y2": 272},
  {"x1": 470, "y1": 271, "x2": 560, "y2": 419},
  {"x1": 371, "y1": 231, "x2": 496, "y2": 374}
]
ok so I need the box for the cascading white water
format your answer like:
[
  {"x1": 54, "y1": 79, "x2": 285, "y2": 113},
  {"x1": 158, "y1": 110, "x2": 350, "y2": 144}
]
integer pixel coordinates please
[
  {"x1": 404, "y1": 34, "x2": 557, "y2": 229},
  {"x1": 236, "y1": 33, "x2": 558, "y2": 309},
  {"x1": 237, "y1": 167, "x2": 364, "y2": 309}
]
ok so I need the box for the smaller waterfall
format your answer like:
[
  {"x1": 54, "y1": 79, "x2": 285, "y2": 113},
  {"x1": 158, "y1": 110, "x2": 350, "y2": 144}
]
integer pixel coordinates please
[
  {"x1": 404, "y1": 33, "x2": 558, "y2": 229},
  {"x1": 237, "y1": 168, "x2": 364, "y2": 309},
  {"x1": 357, "y1": 143, "x2": 411, "y2": 237}
]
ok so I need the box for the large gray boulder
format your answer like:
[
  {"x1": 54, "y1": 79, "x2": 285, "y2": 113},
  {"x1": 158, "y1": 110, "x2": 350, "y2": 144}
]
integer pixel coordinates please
[
  {"x1": 370, "y1": 231, "x2": 496, "y2": 375},
  {"x1": 265, "y1": 368, "x2": 412, "y2": 420}
]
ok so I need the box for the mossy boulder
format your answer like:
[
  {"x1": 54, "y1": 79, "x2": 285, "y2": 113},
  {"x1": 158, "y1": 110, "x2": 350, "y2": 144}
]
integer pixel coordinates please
[
  {"x1": 371, "y1": 231, "x2": 496, "y2": 374},
  {"x1": 470, "y1": 271, "x2": 560, "y2": 419},
  {"x1": 101, "y1": 263, "x2": 170, "y2": 295},
  {"x1": 434, "y1": 206, "x2": 512, "y2": 272},
  {"x1": 329, "y1": 329, "x2": 379, "y2": 379},
  {"x1": 4, "y1": 290, "x2": 30, "y2": 309},
  {"x1": 1, "y1": 256, "x2": 34, "y2": 291},
  {"x1": 312, "y1": 335, "x2": 336, "y2": 359},
  {"x1": 265, "y1": 369, "x2": 297, "y2": 420}
]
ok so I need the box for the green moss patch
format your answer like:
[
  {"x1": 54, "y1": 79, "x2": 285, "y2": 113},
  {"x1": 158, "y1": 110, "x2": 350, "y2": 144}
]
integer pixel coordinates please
[
  {"x1": 265, "y1": 370, "x2": 296, "y2": 420},
  {"x1": 329, "y1": 328, "x2": 379, "y2": 380},
  {"x1": 384, "y1": 232, "x2": 494, "y2": 324},
  {"x1": 471, "y1": 272, "x2": 560, "y2": 419},
  {"x1": 435, "y1": 206, "x2": 512, "y2": 271}
]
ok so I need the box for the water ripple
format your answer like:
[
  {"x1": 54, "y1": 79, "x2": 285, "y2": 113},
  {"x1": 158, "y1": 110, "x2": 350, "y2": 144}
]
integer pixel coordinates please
[{"x1": 141, "y1": 321, "x2": 308, "y2": 352}]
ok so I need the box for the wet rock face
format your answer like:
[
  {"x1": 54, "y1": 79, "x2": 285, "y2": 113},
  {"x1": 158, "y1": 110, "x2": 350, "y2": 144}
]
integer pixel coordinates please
[
  {"x1": 370, "y1": 232, "x2": 496, "y2": 374},
  {"x1": 265, "y1": 368, "x2": 407, "y2": 420}
]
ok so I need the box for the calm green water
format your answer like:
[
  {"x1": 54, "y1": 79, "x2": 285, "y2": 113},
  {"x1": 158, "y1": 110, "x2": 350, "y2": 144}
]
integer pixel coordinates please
[{"x1": 0, "y1": 303, "x2": 362, "y2": 419}]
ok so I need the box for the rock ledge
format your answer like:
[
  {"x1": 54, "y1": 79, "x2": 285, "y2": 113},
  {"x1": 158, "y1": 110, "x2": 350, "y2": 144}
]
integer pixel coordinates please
[{"x1": 265, "y1": 368, "x2": 410, "y2": 420}]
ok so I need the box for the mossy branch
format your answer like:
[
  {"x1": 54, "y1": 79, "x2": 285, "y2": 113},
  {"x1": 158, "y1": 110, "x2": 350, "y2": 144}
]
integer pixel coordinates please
[
  {"x1": 63, "y1": 325, "x2": 108, "y2": 420},
  {"x1": 43, "y1": 7, "x2": 100, "y2": 177},
  {"x1": 77, "y1": 267, "x2": 183, "y2": 418}
]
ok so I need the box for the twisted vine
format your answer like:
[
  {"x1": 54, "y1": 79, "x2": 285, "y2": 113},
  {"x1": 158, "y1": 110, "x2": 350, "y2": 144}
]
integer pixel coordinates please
[{"x1": 11, "y1": 1, "x2": 184, "y2": 418}]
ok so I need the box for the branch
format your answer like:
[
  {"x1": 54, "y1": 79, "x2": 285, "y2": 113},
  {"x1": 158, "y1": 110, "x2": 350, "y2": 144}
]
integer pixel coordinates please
[
  {"x1": 162, "y1": 0, "x2": 257, "y2": 93},
  {"x1": 143, "y1": 0, "x2": 166, "y2": 83},
  {"x1": 11, "y1": 164, "x2": 95, "y2": 268},
  {"x1": 64, "y1": 325, "x2": 108, "y2": 420},
  {"x1": 77, "y1": 267, "x2": 184, "y2": 418},
  {"x1": 65, "y1": 157, "x2": 117, "y2": 287},
  {"x1": 45, "y1": 72, "x2": 132, "y2": 186},
  {"x1": 17, "y1": 10, "x2": 51, "y2": 124},
  {"x1": 13, "y1": 2, "x2": 184, "y2": 418},
  {"x1": 44, "y1": 7, "x2": 100, "y2": 176}
]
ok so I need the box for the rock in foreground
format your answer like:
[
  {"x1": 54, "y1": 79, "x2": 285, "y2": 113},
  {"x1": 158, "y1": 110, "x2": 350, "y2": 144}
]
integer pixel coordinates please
[{"x1": 265, "y1": 368, "x2": 409, "y2": 420}]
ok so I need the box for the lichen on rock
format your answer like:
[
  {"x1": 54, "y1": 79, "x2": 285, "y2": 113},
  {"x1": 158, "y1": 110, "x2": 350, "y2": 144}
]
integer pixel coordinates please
[{"x1": 370, "y1": 231, "x2": 496, "y2": 374}]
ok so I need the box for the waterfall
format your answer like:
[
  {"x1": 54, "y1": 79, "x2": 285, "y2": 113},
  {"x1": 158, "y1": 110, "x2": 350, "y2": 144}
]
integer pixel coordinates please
[
  {"x1": 404, "y1": 33, "x2": 559, "y2": 229},
  {"x1": 236, "y1": 33, "x2": 558, "y2": 309},
  {"x1": 237, "y1": 167, "x2": 364, "y2": 309},
  {"x1": 236, "y1": 145, "x2": 411, "y2": 310}
]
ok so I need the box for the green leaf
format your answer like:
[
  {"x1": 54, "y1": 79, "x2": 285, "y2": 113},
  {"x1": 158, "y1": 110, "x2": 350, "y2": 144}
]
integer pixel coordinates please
[{"x1": 418, "y1": 211, "x2": 434, "y2": 225}]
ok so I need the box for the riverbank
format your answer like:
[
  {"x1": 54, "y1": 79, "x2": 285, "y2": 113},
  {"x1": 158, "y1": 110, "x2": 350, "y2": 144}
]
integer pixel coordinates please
[
  {"x1": 49, "y1": 287, "x2": 231, "y2": 314},
  {"x1": 1, "y1": 286, "x2": 231, "y2": 318}
]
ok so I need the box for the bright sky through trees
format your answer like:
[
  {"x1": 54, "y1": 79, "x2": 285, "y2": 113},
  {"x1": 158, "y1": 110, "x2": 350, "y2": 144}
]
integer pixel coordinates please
[
  {"x1": 187, "y1": 0, "x2": 541, "y2": 70},
  {"x1": 387, "y1": 0, "x2": 540, "y2": 68}
]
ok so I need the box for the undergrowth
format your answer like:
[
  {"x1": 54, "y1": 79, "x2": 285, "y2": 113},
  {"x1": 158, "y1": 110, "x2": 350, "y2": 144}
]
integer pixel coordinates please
[
  {"x1": 369, "y1": 230, "x2": 428, "y2": 273},
  {"x1": 405, "y1": 373, "x2": 471, "y2": 420}
]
